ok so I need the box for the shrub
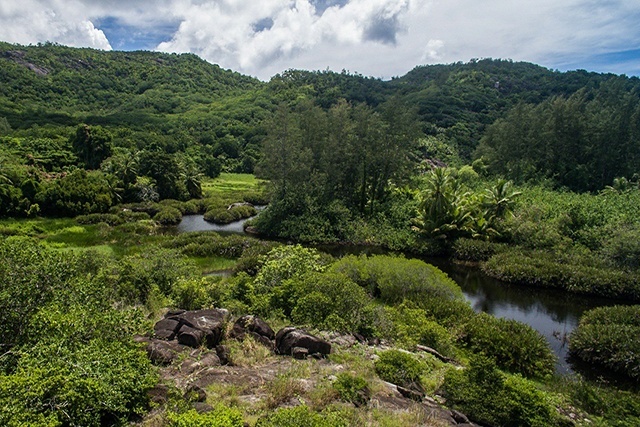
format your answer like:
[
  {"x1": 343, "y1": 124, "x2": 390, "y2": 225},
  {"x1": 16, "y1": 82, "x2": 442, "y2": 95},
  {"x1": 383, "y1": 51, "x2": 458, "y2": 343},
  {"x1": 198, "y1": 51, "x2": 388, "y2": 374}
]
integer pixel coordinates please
[
  {"x1": 171, "y1": 278, "x2": 215, "y2": 311},
  {"x1": 443, "y1": 355, "x2": 558, "y2": 427},
  {"x1": 289, "y1": 272, "x2": 373, "y2": 334},
  {"x1": 483, "y1": 249, "x2": 640, "y2": 300},
  {"x1": 330, "y1": 254, "x2": 462, "y2": 304},
  {"x1": 255, "y1": 405, "x2": 349, "y2": 427},
  {"x1": 0, "y1": 340, "x2": 157, "y2": 427},
  {"x1": 462, "y1": 312, "x2": 555, "y2": 378},
  {"x1": 76, "y1": 213, "x2": 124, "y2": 226},
  {"x1": 385, "y1": 302, "x2": 457, "y2": 357},
  {"x1": 569, "y1": 305, "x2": 640, "y2": 381},
  {"x1": 333, "y1": 373, "x2": 370, "y2": 407},
  {"x1": 374, "y1": 349, "x2": 429, "y2": 390},
  {"x1": 452, "y1": 237, "x2": 502, "y2": 262},
  {"x1": 167, "y1": 407, "x2": 244, "y2": 427},
  {"x1": 153, "y1": 206, "x2": 183, "y2": 226}
]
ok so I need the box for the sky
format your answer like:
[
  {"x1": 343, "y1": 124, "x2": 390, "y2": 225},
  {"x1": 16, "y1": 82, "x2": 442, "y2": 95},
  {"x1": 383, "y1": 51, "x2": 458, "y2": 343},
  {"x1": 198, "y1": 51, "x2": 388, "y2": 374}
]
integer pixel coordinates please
[{"x1": 0, "y1": 0, "x2": 639, "y2": 81}]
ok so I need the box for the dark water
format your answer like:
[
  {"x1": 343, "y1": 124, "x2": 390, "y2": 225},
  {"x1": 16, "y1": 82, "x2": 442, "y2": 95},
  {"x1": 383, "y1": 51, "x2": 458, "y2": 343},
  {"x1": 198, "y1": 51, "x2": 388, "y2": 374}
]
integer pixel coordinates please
[
  {"x1": 176, "y1": 206, "x2": 265, "y2": 234},
  {"x1": 176, "y1": 216, "x2": 628, "y2": 374},
  {"x1": 423, "y1": 258, "x2": 627, "y2": 375}
]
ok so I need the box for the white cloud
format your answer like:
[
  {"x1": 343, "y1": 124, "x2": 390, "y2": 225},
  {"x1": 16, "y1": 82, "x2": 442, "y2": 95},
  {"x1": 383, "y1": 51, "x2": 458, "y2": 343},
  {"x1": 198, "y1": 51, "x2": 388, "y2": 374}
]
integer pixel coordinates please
[
  {"x1": 0, "y1": 0, "x2": 639, "y2": 79},
  {"x1": 0, "y1": 0, "x2": 111, "y2": 49}
]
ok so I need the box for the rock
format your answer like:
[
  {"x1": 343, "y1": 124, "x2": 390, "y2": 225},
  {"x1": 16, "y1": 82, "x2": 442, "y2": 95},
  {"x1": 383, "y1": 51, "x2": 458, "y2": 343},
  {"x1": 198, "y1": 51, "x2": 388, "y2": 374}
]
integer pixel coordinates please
[
  {"x1": 146, "y1": 339, "x2": 186, "y2": 365},
  {"x1": 397, "y1": 386, "x2": 424, "y2": 402},
  {"x1": 292, "y1": 347, "x2": 309, "y2": 360},
  {"x1": 182, "y1": 352, "x2": 222, "y2": 375},
  {"x1": 185, "y1": 385, "x2": 207, "y2": 402},
  {"x1": 451, "y1": 409, "x2": 470, "y2": 424},
  {"x1": 147, "y1": 384, "x2": 169, "y2": 405},
  {"x1": 216, "y1": 345, "x2": 232, "y2": 366},
  {"x1": 160, "y1": 308, "x2": 228, "y2": 348},
  {"x1": 193, "y1": 402, "x2": 213, "y2": 413},
  {"x1": 275, "y1": 327, "x2": 331, "y2": 357},
  {"x1": 230, "y1": 315, "x2": 275, "y2": 347},
  {"x1": 154, "y1": 318, "x2": 181, "y2": 340},
  {"x1": 178, "y1": 325, "x2": 206, "y2": 348}
]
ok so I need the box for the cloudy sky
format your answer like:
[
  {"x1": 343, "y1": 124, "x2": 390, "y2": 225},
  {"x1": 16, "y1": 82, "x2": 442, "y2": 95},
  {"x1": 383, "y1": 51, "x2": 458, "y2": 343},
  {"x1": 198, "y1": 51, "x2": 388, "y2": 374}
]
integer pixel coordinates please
[{"x1": 1, "y1": 0, "x2": 639, "y2": 80}]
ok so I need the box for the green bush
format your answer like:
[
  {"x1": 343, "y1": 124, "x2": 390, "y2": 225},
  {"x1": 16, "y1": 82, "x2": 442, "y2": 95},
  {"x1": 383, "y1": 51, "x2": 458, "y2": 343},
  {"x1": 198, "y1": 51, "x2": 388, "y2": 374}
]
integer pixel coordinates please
[
  {"x1": 167, "y1": 407, "x2": 244, "y2": 427},
  {"x1": 204, "y1": 205, "x2": 257, "y2": 224},
  {"x1": 0, "y1": 340, "x2": 157, "y2": 427},
  {"x1": 385, "y1": 302, "x2": 457, "y2": 357},
  {"x1": 374, "y1": 349, "x2": 429, "y2": 390},
  {"x1": 333, "y1": 373, "x2": 370, "y2": 407},
  {"x1": 171, "y1": 278, "x2": 216, "y2": 311},
  {"x1": 153, "y1": 206, "x2": 183, "y2": 226},
  {"x1": 462, "y1": 312, "x2": 555, "y2": 378},
  {"x1": 443, "y1": 355, "x2": 558, "y2": 427},
  {"x1": 452, "y1": 237, "x2": 503, "y2": 261},
  {"x1": 483, "y1": 249, "x2": 640, "y2": 300},
  {"x1": 76, "y1": 213, "x2": 124, "y2": 226},
  {"x1": 289, "y1": 272, "x2": 374, "y2": 334},
  {"x1": 566, "y1": 377, "x2": 640, "y2": 424},
  {"x1": 255, "y1": 405, "x2": 349, "y2": 427},
  {"x1": 330, "y1": 254, "x2": 462, "y2": 304},
  {"x1": 569, "y1": 305, "x2": 640, "y2": 381}
]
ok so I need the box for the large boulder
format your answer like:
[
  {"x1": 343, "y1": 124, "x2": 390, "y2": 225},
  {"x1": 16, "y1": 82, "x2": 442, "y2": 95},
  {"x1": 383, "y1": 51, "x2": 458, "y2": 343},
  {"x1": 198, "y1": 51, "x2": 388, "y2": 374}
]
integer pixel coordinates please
[
  {"x1": 230, "y1": 315, "x2": 275, "y2": 347},
  {"x1": 154, "y1": 308, "x2": 229, "y2": 349},
  {"x1": 275, "y1": 327, "x2": 331, "y2": 357}
]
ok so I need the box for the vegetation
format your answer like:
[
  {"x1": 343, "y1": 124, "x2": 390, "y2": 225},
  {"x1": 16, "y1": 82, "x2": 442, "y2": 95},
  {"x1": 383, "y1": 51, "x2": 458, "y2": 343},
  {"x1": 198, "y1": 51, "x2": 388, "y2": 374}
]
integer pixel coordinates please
[
  {"x1": 1, "y1": 42, "x2": 640, "y2": 425},
  {"x1": 569, "y1": 305, "x2": 640, "y2": 381}
]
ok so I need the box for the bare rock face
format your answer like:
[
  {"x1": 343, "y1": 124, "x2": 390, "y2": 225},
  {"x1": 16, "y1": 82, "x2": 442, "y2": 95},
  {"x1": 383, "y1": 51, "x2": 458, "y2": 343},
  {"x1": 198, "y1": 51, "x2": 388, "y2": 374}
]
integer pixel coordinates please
[
  {"x1": 230, "y1": 315, "x2": 275, "y2": 347},
  {"x1": 154, "y1": 308, "x2": 228, "y2": 349},
  {"x1": 275, "y1": 327, "x2": 331, "y2": 357},
  {"x1": 146, "y1": 340, "x2": 187, "y2": 365}
]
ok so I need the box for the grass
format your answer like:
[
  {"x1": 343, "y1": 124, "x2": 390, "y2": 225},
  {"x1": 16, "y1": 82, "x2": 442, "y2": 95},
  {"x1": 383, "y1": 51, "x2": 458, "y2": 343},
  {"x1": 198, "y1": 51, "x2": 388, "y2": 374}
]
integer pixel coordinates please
[
  {"x1": 202, "y1": 173, "x2": 266, "y2": 199},
  {"x1": 190, "y1": 256, "x2": 237, "y2": 274}
]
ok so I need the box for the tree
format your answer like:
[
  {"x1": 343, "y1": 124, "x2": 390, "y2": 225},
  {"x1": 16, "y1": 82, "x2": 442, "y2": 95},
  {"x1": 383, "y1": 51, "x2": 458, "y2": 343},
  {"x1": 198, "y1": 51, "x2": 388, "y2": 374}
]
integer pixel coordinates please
[{"x1": 70, "y1": 124, "x2": 113, "y2": 170}]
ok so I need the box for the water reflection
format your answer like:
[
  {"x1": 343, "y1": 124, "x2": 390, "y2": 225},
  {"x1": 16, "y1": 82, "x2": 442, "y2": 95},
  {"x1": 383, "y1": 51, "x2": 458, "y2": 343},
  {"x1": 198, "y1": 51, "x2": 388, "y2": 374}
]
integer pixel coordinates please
[{"x1": 427, "y1": 258, "x2": 627, "y2": 374}]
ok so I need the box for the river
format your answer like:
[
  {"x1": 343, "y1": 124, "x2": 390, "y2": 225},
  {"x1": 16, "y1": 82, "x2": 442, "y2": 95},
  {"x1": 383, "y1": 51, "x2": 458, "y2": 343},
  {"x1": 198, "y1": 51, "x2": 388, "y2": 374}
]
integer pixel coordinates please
[{"x1": 176, "y1": 214, "x2": 627, "y2": 375}]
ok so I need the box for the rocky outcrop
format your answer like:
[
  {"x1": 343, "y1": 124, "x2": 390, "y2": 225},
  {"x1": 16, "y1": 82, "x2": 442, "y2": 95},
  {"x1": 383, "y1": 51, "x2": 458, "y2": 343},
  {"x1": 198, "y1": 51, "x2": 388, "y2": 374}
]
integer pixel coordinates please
[
  {"x1": 154, "y1": 308, "x2": 229, "y2": 349},
  {"x1": 275, "y1": 327, "x2": 331, "y2": 357},
  {"x1": 230, "y1": 315, "x2": 275, "y2": 347}
]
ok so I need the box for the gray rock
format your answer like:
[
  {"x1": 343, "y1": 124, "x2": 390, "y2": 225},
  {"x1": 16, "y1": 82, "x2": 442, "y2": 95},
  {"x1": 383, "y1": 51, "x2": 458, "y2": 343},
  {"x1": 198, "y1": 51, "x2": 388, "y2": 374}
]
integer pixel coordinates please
[
  {"x1": 146, "y1": 339, "x2": 186, "y2": 365},
  {"x1": 292, "y1": 347, "x2": 309, "y2": 359},
  {"x1": 230, "y1": 315, "x2": 275, "y2": 348},
  {"x1": 275, "y1": 327, "x2": 331, "y2": 357}
]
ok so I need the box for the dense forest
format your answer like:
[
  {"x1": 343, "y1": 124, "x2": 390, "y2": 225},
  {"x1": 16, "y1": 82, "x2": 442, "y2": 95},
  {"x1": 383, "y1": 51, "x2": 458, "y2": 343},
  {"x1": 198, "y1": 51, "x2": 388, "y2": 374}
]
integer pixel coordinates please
[{"x1": 1, "y1": 42, "x2": 640, "y2": 426}]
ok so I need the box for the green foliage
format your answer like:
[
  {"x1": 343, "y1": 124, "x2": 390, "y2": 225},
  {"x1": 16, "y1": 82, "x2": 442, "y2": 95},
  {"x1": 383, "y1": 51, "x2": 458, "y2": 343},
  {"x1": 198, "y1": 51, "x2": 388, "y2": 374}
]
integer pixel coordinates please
[
  {"x1": 330, "y1": 254, "x2": 462, "y2": 305},
  {"x1": 385, "y1": 302, "x2": 456, "y2": 357},
  {"x1": 70, "y1": 124, "x2": 112, "y2": 169},
  {"x1": 167, "y1": 407, "x2": 244, "y2": 427},
  {"x1": 565, "y1": 377, "x2": 640, "y2": 425},
  {"x1": 171, "y1": 277, "x2": 218, "y2": 311},
  {"x1": 483, "y1": 249, "x2": 640, "y2": 300},
  {"x1": 289, "y1": 271, "x2": 373, "y2": 334},
  {"x1": 452, "y1": 237, "x2": 503, "y2": 261},
  {"x1": 37, "y1": 168, "x2": 114, "y2": 216},
  {"x1": 333, "y1": 373, "x2": 370, "y2": 407},
  {"x1": 443, "y1": 355, "x2": 558, "y2": 427},
  {"x1": 255, "y1": 405, "x2": 349, "y2": 427},
  {"x1": 569, "y1": 305, "x2": 640, "y2": 381},
  {"x1": 112, "y1": 247, "x2": 197, "y2": 304},
  {"x1": 478, "y1": 80, "x2": 640, "y2": 191},
  {"x1": 0, "y1": 340, "x2": 156, "y2": 427},
  {"x1": 374, "y1": 349, "x2": 429, "y2": 390},
  {"x1": 153, "y1": 206, "x2": 183, "y2": 226},
  {"x1": 203, "y1": 204, "x2": 256, "y2": 224},
  {"x1": 462, "y1": 312, "x2": 556, "y2": 378}
]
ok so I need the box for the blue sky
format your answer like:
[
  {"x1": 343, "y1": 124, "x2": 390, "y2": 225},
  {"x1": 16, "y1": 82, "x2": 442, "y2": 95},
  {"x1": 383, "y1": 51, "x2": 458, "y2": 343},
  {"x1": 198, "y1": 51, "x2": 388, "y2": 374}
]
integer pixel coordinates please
[{"x1": 1, "y1": 0, "x2": 639, "y2": 80}]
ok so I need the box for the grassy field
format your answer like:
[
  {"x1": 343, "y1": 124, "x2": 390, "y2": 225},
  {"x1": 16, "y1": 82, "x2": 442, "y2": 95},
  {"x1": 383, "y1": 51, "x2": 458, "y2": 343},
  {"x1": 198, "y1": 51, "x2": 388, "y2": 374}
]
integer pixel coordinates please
[{"x1": 0, "y1": 174, "x2": 269, "y2": 273}]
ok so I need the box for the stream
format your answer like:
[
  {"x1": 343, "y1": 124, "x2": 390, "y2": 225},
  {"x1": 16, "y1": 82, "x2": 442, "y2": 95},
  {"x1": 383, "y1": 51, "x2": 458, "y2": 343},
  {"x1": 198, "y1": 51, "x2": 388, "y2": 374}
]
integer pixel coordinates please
[{"x1": 176, "y1": 214, "x2": 628, "y2": 375}]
